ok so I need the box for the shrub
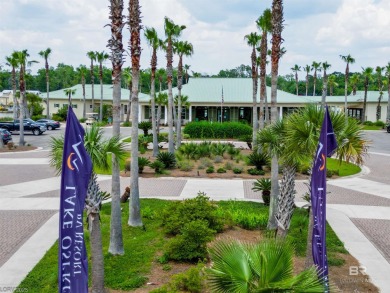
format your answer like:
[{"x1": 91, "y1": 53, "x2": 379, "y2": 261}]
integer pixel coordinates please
[
  {"x1": 161, "y1": 192, "x2": 224, "y2": 236},
  {"x1": 227, "y1": 145, "x2": 240, "y2": 159},
  {"x1": 210, "y1": 143, "x2": 227, "y2": 157},
  {"x1": 199, "y1": 158, "x2": 213, "y2": 169},
  {"x1": 206, "y1": 166, "x2": 215, "y2": 173},
  {"x1": 158, "y1": 132, "x2": 168, "y2": 142},
  {"x1": 79, "y1": 118, "x2": 87, "y2": 123},
  {"x1": 363, "y1": 120, "x2": 373, "y2": 126},
  {"x1": 247, "y1": 168, "x2": 265, "y2": 176},
  {"x1": 374, "y1": 120, "x2": 385, "y2": 127},
  {"x1": 164, "y1": 220, "x2": 215, "y2": 262},
  {"x1": 52, "y1": 114, "x2": 64, "y2": 122},
  {"x1": 178, "y1": 142, "x2": 199, "y2": 160},
  {"x1": 224, "y1": 161, "x2": 233, "y2": 170},
  {"x1": 247, "y1": 152, "x2": 270, "y2": 170},
  {"x1": 157, "y1": 152, "x2": 176, "y2": 169},
  {"x1": 183, "y1": 121, "x2": 252, "y2": 139},
  {"x1": 177, "y1": 160, "x2": 194, "y2": 172},
  {"x1": 169, "y1": 266, "x2": 204, "y2": 293},
  {"x1": 138, "y1": 121, "x2": 152, "y2": 136},
  {"x1": 197, "y1": 141, "x2": 212, "y2": 158},
  {"x1": 217, "y1": 167, "x2": 226, "y2": 173},
  {"x1": 183, "y1": 133, "x2": 191, "y2": 139},
  {"x1": 124, "y1": 157, "x2": 151, "y2": 173},
  {"x1": 252, "y1": 178, "x2": 272, "y2": 206},
  {"x1": 213, "y1": 155, "x2": 223, "y2": 163},
  {"x1": 233, "y1": 167, "x2": 242, "y2": 174},
  {"x1": 122, "y1": 121, "x2": 132, "y2": 127},
  {"x1": 150, "y1": 160, "x2": 165, "y2": 174}
]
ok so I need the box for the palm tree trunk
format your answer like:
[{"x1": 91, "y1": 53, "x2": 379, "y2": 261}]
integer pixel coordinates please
[
  {"x1": 82, "y1": 78, "x2": 86, "y2": 119},
  {"x1": 157, "y1": 105, "x2": 162, "y2": 136},
  {"x1": 306, "y1": 75, "x2": 309, "y2": 96},
  {"x1": 151, "y1": 52, "x2": 159, "y2": 156},
  {"x1": 12, "y1": 68, "x2": 18, "y2": 120},
  {"x1": 99, "y1": 77, "x2": 103, "y2": 122},
  {"x1": 46, "y1": 79, "x2": 50, "y2": 118},
  {"x1": 167, "y1": 38, "x2": 175, "y2": 153},
  {"x1": 321, "y1": 72, "x2": 328, "y2": 107},
  {"x1": 89, "y1": 212, "x2": 105, "y2": 293},
  {"x1": 387, "y1": 81, "x2": 390, "y2": 123},
  {"x1": 251, "y1": 48, "x2": 258, "y2": 146},
  {"x1": 19, "y1": 67, "x2": 25, "y2": 146},
  {"x1": 128, "y1": 0, "x2": 143, "y2": 227}
]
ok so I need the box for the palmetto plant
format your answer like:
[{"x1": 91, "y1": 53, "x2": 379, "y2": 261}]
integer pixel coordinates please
[
  {"x1": 49, "y1": 124, "x2": 126, "y2": 292},
  {"x1": 178, "y1": 142, "x2": 199, "y2": 160},
  {"x1": 157, "y1": 151, "x2": 176, "y2": 169},
  {"x1": 38, "y1": 47, "x2": 52, "y2": 118},
  {"x1": 252, "y1": 178, "x2": 272, "y2": 206},
  {"x1": 208, "y1": 239, "x2": 325, "y2": 292}
]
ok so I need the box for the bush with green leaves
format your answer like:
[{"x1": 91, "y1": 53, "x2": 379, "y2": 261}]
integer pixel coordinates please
[
  {"x1": 375, "y1": 120, "x2": 385, "y2": 127},
  {"x1": 247, "y1": 168, "x2": 265, "y2": 176},
  {"x1": 206, "y1": 166, "x2": 215, "y2": 173},
  {"x1": 227, "y1": 145, "x2": 240, "y2": 159},
  {"x1": 161, "y1": 193, "x2": 224, "y2": 236},
  {"x1": 247, "y1": 151, "x2": 270, "y2": 170},
  {"x1": 199, "y1": 157, "x2": 213, "y2": 169},
  {"x1": 177, "y1": 160, "x2": 194, "y2": 171},
  {"x1": 178, "y1": 142, "x2": 199, "y2": 160},
  {"x1": 213, "y1": 155, "x2": 223, "y2": 163},
  {"x1": 363, "y1": 120, "x2": 373, "y2": 126},
  {"x1": 122, "y1": 121, "x2": 131, "y2": 127},
  {"x1": 183, "y1": 121, "x2": 252, "y2": 139},
  {"x1": 217, "y1": 167, "x2": 226, "y2": 173},
  {"x1": 125, "y1": 157, "x2": 151, "y2": 174},
  {"x1": 150, "y1": 160, "x2": 165, "y2": 174},
  {"x1": 157, "y1": 151, "x2": 176, "y2": 169},
  {"x1": 210, "y1": 143, "x2": 227, "y2": 157},
  {"x1": 224, "y1": 161, "x2": 233, "y2": 170},
  {"x1": 158, "y1": 132, "x2": 168, "y2": 142},
  {"x1": 197, "y1": 141, "x2": 212, "y2": 158},
  {"x1": 233, "y1": 167, "x2": 243, "y2": 174},
  {"x1": 164, "y1": 220, "x2": 215, "y2": 262},
  {"x1": 138, "y1": 121, "x2": 152, "y2": 136}
]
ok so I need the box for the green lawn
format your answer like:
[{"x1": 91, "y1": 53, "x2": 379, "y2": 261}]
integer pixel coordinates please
[
  {"x1": 327, "y1": 158, "x2": 361, "y2": 176},
  {"x1": 361, "y1": 125, "x2": 384, "y2": 130},
  {"x1": 94, "y1": 153, "x2": 130, "y2": 175},
  {"x1": 18, "y1": 199, "x2": 347, "y2": 292}
]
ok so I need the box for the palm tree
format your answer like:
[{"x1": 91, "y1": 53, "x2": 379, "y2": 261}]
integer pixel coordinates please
[
  {"x1": 77, "y1": 65, "x2": 88, "y2": 119},
  {"x1": 173, "y1": 40, "x2": 194, "y2": 149},
  {"x1": 208, "y1": 238, "x2": 325, "y2": 292},
  {"x1": 362, "y1": 67, "x2": 374, "y2": 123},
  {"x1": 375, "y1": 66, "x2": 385, "y2": 121},
  {"x1": 157, "y1": 68, "x2": 166, "y2": 92},
  {"x1": 128, "y1": 0, "x2": 143, "y2": 227},
  {"x1": 349, "y1": 73, "x2": 360, "y2": 96},
  {"x1": 13, "y1": 50, "x2": 38, "y2": 145},
  {"x1": 304, "y1": 64, "x2": 311, "y2": 96},
  {"x1": 87, "y1": 51, "x2": 97, "y2": 110},
  {"x1": 311, "y1": 61, "x2": 321, "y2": 96},
  {"x1": 49, "y1": 124, "x2": 126, "y2": 292},
  {"x1": 320, "y1": 61, "x2": 331, "y2": 107},
  {"x1": 340, "y1": 54, "x2": 356, "y2": 119},
  {"x1": 244, "y1": 32, "x2": 261, "y2": 146},
  {"x1": 328, "y1": 74, "x2": 338, "y2": 96},
  {"x1": 96, "y1": 51, "x2": 109, "y2": 122},
  {"x1": 123, "y1": 67, "x2": 132, "y2": 123},
  {"x1": 164, "y1": 17, "x2": 186, "y2": 153},
  {"x1": 291, "y1": 64, "x2": 301, "y2": 96},
  {"x1": 156, "y1": 92, "x2": 168, "y2": 135},
  {"x1": 38, "y1": 48, "x2": 52, "y2": 118},
  {"x1": 256, "y1": 8, "x2": 272, "y2": 130},
  {"x1": 145, "y1": 27, "x2": 163, "y2": 157},
  {"x1": 64, "y1": 88, "x2": 76, "y2": 102},
  {"x1": 184, "y1": 64, "x2": 190, "y2": 84},
  {"x1": 385, "y1": 62, "x2": 390, "y2": 123},
  {"x1": 268, "y1": 0, "x2": 284, "y2": 230},
  {"x1": 5, "y1": 55, "x2": 19, "y2": 120},
  {"x1": 107, "y1": 0, "x2": 125, "y2": 256}
]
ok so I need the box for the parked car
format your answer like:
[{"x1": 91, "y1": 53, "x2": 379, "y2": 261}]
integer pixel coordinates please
[
  {"x1": 36, "y1": 119, "x2": 61, "y2": 130},
  {"x1": 0, "y1": 128, "x2": 12, "y2": 144},
  {"x1": 0, "y1": 119, "x2": 46, "y2": 135},
  {"x1": 387, "y1": 124, "x2": 390, "y2": 133}
]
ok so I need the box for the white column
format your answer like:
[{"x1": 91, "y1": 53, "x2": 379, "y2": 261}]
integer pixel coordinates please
[
  {"x1": 139, "y1": 104, "x2": 142, "y2": 123},
  {"x1": 189, "y1": 106, "x2": 192, "y2": 122},
  {"x1": 279, "y1": 106, "x2": 283, "y2": 120}
]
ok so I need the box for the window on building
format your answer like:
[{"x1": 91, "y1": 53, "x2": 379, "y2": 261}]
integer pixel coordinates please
[
  {"x1": 348, "y1": 108, "x2": 362, "y2": 120},
  {"x1": 72, "y1": 104, "x2": 77, "y2": 108},
  {"x1": 54, "y1": 103, "x2": 60, "y2": 108},
  {"x1": 90, "y1": 105, "x2": 93, "y2": 109}
]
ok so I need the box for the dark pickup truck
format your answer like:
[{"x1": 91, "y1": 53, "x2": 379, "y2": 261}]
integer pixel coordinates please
[{"x1": 0, "y1": 118, "x2": 47, "y2": 135}]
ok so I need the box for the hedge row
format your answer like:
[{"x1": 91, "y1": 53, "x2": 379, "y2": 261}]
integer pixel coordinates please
[{"x1": 183, "y1": 121, "x2": 252, "y2": 139}]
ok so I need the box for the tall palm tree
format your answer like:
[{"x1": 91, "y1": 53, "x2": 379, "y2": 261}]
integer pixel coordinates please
[
  {"x1": 123, "y1": 67, "x2": 132, "y2": 123},
  {"x1": 375, "y1": 66, "x2": 385, "y2": 121},
  {"x1": 268, "y1": 0, "x2": 284, "y2": 230},
  {"x1": 184, "y1": 64, "x2": 190, "y2": 84},
  {"x1": 362, "y1": 67, "x2": 374, "y2": 123},
  {"x1": 385, "y1": 62, "x2": 390, "y2": 123},
  {"x1": 164, "y1": 17, "x2": 186, "y2": 153},
  {"x1": 49, "y1": 124, "x2": 126, "y2": 292},
  {"x1": 128, "y1": 0, "x2": 143, "y2": 227},
  {"x1": 340, "y1": 54, "x2": 356, "y2": 120},
  {"x1": 256, "y1": 8, "x2": 272, "y2": 130},
  {"x1": 76, "y1": 65, "x2": 88, "y2": 119},
  {"x1": 64, "y1": 88, "x2": 76, "y2": 101},
  {"x1": 107, "y1": 0, "x2": 125, "y2": 256},
  {"x1": 244, "y1": 32, "x2": 261, "y2": 146},
  {"x1": 157, "y1": 68, "x2": 166, "y2": 92},
  {"x1": 38, "y1": 48, "x2": 52, "y2": 118},
  {"x1": 87, "y1": 51, "x2": 97, "y2": 111},
  {"x1": 320, "y1": 61, "x2": 331, "y2": 107},
  {"x1": 5, "y1": 55, "x2": 19, "y2": 120},
  {"x1": 328, "y1": 74, "x2": 338, "y2": 96},
  {"x1": 291, "y1": 64, "x2": 301, "y2": 96},
  {"x1": 311, "y1": 61, "x2": 321, "y2": 96},
  {"x1": 304, "y1": 64, "x2": 311, "y2": 96},
  {"x1": 13, "y1": 50, "x2": 38, "y2": 145},
  {"x1": 173, "y1": 40, "x2": 194, "y2": 149},
  {"x1": 96, "y1": 51, "x2": 109, "y2": 122},
  {"x1": 208, "y1": 238, "x2": 325, "y2": 292},
  {"x1": 145, "y1": 27, "x2": 163, "y2": 157},
  {"x1": 350, "y1": 73, "x2": 360, "y2": 95}
]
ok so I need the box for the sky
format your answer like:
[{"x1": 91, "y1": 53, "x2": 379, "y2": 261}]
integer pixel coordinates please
[{"x1": 1, "y1": 0, "x2": 390, "y2": 78}]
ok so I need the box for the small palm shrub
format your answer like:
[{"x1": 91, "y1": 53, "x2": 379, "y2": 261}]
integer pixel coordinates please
[
  {"x1": 138, "y1": 157, "x2": 151, "y2": 173},
  {"x1": 247, "y1": 168, "x2": 265, "y2": 176},
  {"x1": 197, "y1": 141, "x2": 212, "y2": 158},
  {"x1": 252, "y1": 178, "x2": 271, "y2": 206},
  {"x1": 150, "y1": 160, "x2": 165, "y2": 174},
  {"x1": 206, "y1": 166, "x2": 215, "y2": 173},
  {"x1": 233, "y1": 167, "x2": 242, "y2": 174},
  {"x1": 210, "y1": 143, "x2": 227, "y2": 157},
  {"x1": 178, "y1": 142, "x2": 199, "y2": 160},
  {"x1": 227, "y1": 145, "x2": 240, "y2": 159},
  {"x1": 247, "y1": 151, "x2": 270, "y2": 170},
  {"x1": 157, "y1": 152, "x2": 176, "y2": 169},
  {"x1": 217, "y1": 167, "x2": 226, "y2": 173},
  {"x1": 138, "y1": 121, "x2": 152, "y2": 136},
  {"x1": 158, "y1": 132, "x2": 168, "y2": 142}
]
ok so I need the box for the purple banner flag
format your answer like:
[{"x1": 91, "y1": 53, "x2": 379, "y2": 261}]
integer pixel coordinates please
[
  {"x1": 310, "y1": 106, "x2": 337, "y2": 291},
  {"x1": 59, "y1": 107, "x2": 92, "y2": 293}
]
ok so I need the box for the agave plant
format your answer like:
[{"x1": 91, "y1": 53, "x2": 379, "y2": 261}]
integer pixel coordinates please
[{"x1": 208, "y1": 238, "x2": 325, "y2": 292}]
